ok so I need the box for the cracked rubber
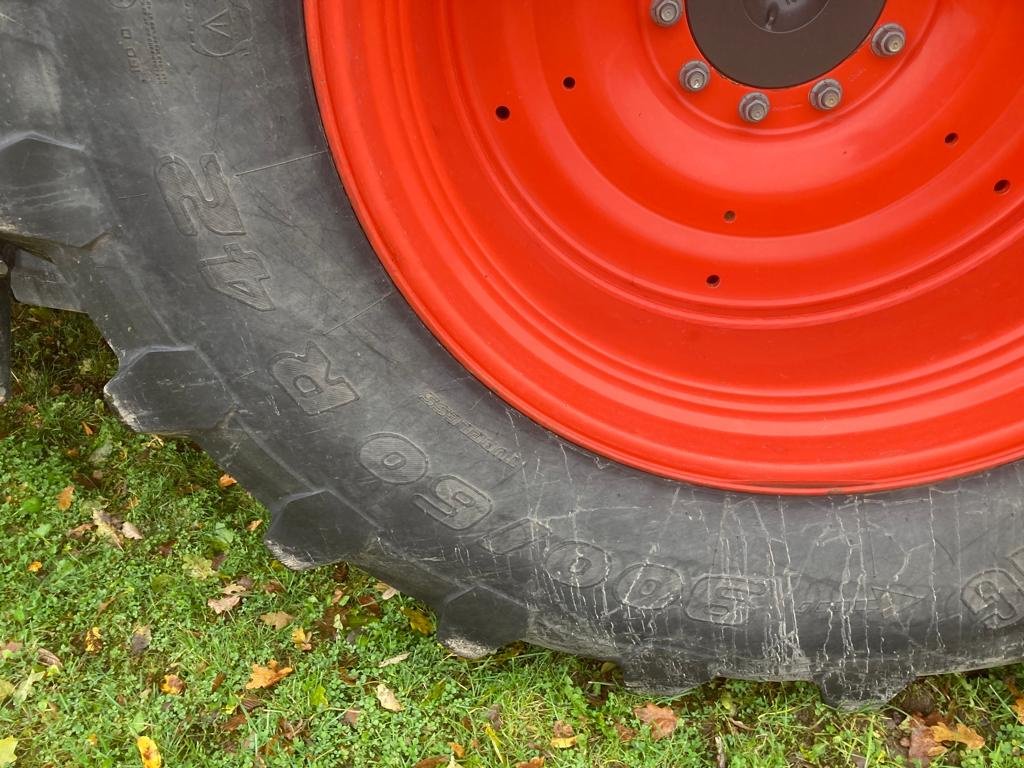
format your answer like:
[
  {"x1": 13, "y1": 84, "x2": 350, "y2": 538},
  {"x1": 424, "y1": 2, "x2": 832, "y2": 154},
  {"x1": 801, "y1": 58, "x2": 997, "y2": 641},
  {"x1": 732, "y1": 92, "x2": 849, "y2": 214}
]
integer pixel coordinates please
[{"x1": 3, "y1": 1, "x2": 1024, "y2": 709}]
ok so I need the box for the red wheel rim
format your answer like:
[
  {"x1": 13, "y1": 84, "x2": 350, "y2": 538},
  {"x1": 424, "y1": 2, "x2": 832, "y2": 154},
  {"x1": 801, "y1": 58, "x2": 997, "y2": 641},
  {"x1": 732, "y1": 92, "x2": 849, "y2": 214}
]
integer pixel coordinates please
[{"x1": 307, "y1": 0, "x2": 1024, "y2": 494}]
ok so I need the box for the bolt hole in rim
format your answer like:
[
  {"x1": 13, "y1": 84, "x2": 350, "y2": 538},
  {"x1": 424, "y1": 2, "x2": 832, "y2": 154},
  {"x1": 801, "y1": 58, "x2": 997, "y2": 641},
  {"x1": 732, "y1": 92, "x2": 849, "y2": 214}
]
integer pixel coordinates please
[{"x1": 307, "y1": 0, "x2": 1024, "y2": 493}]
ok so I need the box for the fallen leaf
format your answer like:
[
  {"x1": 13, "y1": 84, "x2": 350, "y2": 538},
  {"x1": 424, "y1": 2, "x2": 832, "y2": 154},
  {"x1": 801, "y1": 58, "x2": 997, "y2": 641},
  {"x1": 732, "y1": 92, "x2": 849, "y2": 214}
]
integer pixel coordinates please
[
  {"x1": 26, "y1": 561, "x2": 42, "y2": 573},
  {"x1": 136, "y1": 735, "x2": 162, "y2": 768},
  {"x1": 614, "y1": 721, "x2": 637, "y2": 742},
  {"x1": 121, "y1": 522, "x2": 144, "y2": 540},
  {"x1": 207, "y1": 595, "x2": 241, "y2": 615},
  {"x1": 515, "y1": 759, "x2": 544, "y2": 768},
  {"x1": 291, "y1": 627, "x2": 312, "y2": 651},
  {"x1": 930, "y1": 722, "x2": 985, "y2": 751},
  {"x1": 90, "y1": 506, "x2": 123, "y2": 549},
  {"x1": 245, "y1": 660, "x2": 293, "y2": 690},
  {"x1": 413, "y1": 758, "x2": 447, "y2": 768},
  {"x1": 379, "y1": 652, "x2": 410, "y2": 668},
  {"x1": 211, "y1": 672, "x2": 226, "y2": 693},
  {"x1": 0, "y1": 737, "x2": 17, "y2": 767},
  {"x1": 160, "y1": 674, "x2": 185, "y2": 696},
  {"x1": 550, "y1": 721, "x2": 577, "y2": 749},
  {"x1": 218, "y1": 474, "x2": 237, "y2": 489},
  {"x1": 0, "y1": 680, "x2": 14, "y2": 700},
  {"x1": 634, "y1": 702, "x2": 677, "y2": 741},
  {"x1": 13, "y1": 671, "x2": 43, "y2": 706},
  {"x1": 129, "y1": 626, "x2": 152, "y2": 656},
  {"x1": 907, "y1": 716, "x2": 943, "y2": 765},
  {"x1": 81, "y1": 421, "x2": 94, "y2": 436},
  {"x1": 342, "y1": 708, "x2": 360, "y2": 725},
  {"x1": 401, "y1": 606, "x2": 435, "y2": 635},
  {"x1": 449, "y1": 742, "x2": 465, "y2": 758},
  {"x1": 246, "y1": 519, "x2": 263, "y2": 532},
  {"x1": 83, "y1": 626, "x2": 102, "y2": 653},
  {"x1": 220, "y1": 582, "x2": 249, "y2": 596},
  {"x1": 56, "y1": 485, "x2": 74, "y2": 511},
  {"x1": 375, "y1": 683, "x2": 403, "y2": 712},
  {"x1": 1, "y1": 643, "x2": 20, "y2": 655},
  {"x1": 260, "y1": 612, "x2": 294, "y2": 630},
  {"x1": 67, "y1": 522, "x2": 93, "y2": 539},
  {"x1": 182, "y1": 554, "x2": 215, "y2": 581},
  {"x1": 36, "y1": 648, "x2": 61, "y2": 668},
  {"x1": 1014, "y1": 697, "x2": 1024, "y2": 724},
  {"x1": 375, "y1": 581, "x2": 399, "y2": 600}
]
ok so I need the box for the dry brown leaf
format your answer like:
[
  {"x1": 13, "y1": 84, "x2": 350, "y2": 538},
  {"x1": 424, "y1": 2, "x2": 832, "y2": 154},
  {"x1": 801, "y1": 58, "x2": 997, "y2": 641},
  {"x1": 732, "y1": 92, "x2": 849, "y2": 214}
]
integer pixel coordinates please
[
  {"x1": 515, "y1": 759, "x2": 545, "y2": 768},
  {"x1": 56, "y1": 485, "x2": 75, "y2": 511},
  {"x1": 246, "y1": 519, "x2": 263, "y2": 532},
  {"x1": 220, "y1": 582, "x2": 249, "y2": 597},
  {"x1": 343, "y1": 708, "x2": 360, "y2": 725},
  {"x1": 36, "y1": 648, "x2": 61, "y2": 668},
  {"x1": 260, "y1": 612, "x2": 294, "y2": 630},
  {"x1": 160, "y1": 674, "x2": 185, "y2": 696},
  {"x1": 26, "y1": 561, "x2": 42, "y2": 573},
  {"x1": 1014, "y1": 697, "x2": 1024, "y2": 724},
  {"x1": 90, "y1": 507, "x2": 123, "y2": 549},
  {"x1": 413, "y1": 758, "x2": 448, "y2": 768},
  {"x1": 375, "y1": 682, "x2": 403, "y2": 712},
  {"x1": 81, "y1": 421, "x2": 94, "y2": 436},
  {"x1": 207, "y1": 595, "x2": 241, "y2": 615},
  {"x1": 291, "y1": 627, "x2": 312, "y2": 651},
  {"x1": 378, "y1": 652, "x2": 410, "y2": 668},
  {"x1": 121, "y1": 522, "x2": 144, "y2": 540},
  {"x1": 448, "y1": 742, "x2": 465, "y2": 758},
  {"x1": 375, "y1": 581, "x2": 399, "y2": 600},
  {"x1": 614, "y1": 721, "x2": 637, "y2": 742},
  {"x1": 83, "y1": 626, "x2": 102, "y2": 653},
  {"x1": 245, "y1": 660, "x2": 293, "y2": 690},
  {"x1": 67, "y1": 522, "x2": 93, "y2": 539},
  {"x1": 550, "y1": 720, "x2": 577, "y2": 749},
  {"x1": 634, "y1": 702, "x2": 678, "y2": 741},
  {"x1": 930, "y1": 722, "x2": 985, "y2": 751},
  {"x1": 129, "y1": 626, "x2": 152, "y2": 656},
  {"x1": 218, "y1": 474, "x2": 237, "y2": 489},
  {"x1": 136, "y1": 735, "x2": 162, "y2": 768}
]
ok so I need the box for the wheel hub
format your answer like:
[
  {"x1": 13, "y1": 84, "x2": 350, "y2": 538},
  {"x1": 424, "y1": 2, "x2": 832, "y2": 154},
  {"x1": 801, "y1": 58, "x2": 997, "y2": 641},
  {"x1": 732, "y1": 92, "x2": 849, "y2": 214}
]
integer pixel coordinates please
[
  {"x1": 687, "y1": 0, "x2": 886, "y2": 88},
  {"x1": 307, "y1": 0, "x2": 1024, "y2": 494}
]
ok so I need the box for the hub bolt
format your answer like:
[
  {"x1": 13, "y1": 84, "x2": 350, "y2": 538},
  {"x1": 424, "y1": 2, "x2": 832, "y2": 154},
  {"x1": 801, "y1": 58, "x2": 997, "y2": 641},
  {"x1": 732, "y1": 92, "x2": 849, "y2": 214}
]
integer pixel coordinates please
[
  {"x1": 679, "y1": 61, "x2": 711, "y2": 93},
  {"x1": 739, "y1": 92, "x2": 770, "y2": 124},
  {"x1": 872, "y1": 23, "x2": 907, "y2": 57},
  {"x1": 809, "y1": 78, "x2": 843, "y2": 111},
  {"x1": 651, "y1": 0, "x2": 682, "y2": 27}
]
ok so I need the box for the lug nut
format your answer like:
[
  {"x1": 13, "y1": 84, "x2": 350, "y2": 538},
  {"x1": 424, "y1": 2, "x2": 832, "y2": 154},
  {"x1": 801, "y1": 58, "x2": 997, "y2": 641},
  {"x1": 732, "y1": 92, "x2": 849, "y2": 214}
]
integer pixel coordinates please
[
  {"x1": 651, "y1": 0, "x2": 682, "y2": 27},
  {"x1": 679, "y1": 61, "x2": 710, "y2": 93},
  {"x1": 809, "y1": 78, "x2": 843, "y2": 111},
  {"x1": 872, "y1": 23, "x2": 907, "y2": 57},
  {"x1": 739, "y1": 92, "x2": 770, "y2": 124}
]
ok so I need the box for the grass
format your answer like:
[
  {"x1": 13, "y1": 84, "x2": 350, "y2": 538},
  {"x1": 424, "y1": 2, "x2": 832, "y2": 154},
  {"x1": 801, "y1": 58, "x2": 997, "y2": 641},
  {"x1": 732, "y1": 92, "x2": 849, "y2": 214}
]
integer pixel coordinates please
[{"x1": 2, "y1": 304, "x2": 1024, "y2": 767}]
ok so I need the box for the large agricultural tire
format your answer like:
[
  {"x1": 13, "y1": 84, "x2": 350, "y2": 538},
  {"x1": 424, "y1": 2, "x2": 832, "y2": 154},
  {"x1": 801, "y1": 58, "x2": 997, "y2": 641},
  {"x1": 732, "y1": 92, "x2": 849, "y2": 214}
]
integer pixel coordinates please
[{"x1": 3, "y1": 1, "x2": 1024, "y2": 709}]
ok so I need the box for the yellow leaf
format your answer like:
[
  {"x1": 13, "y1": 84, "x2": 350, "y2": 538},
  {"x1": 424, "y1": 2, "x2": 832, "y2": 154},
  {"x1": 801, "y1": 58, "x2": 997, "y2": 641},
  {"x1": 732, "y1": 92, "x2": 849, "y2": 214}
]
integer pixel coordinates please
[
  {"x1": 0, "y1": 737, "x2": 16, "y2": 767},
  {"x1": 375, "y1": 683, "x2": 403, "y2": 712},
  {"x1": 1014, "y1": 697, "x2": 1024, "y2": 725},
  {"x1": 56, "y1": 485, "x2": 74, "y2": 511},
  {"x1": 483, "y1": 723, "x2": 502, "y2": 761},
  {"x1": 84, "y1": 627, "x2": 102, "y2": 653},
  {"x1": 26, "y1": 561, "x2": 42, "y2": 573},
  {"x1": 550, "y1": 736, "x2": 577, "y2": 749},
  {"x1": 244, "y1": 660, "x2": 293, "y2": 690},
  {"x1": 136, "y1": 735, "x2": 162, "y2": 768},
  {"x1": 401, "y1": 606, "x2": 435, "y2": 635},
  {"x1": 218, "y1": 474, "x2": 237, "y2": 489},
  {"x1": 259, "y1": 611, "x2": 294, "y2": 630},
  {"x1": 291, "y1": 627, "x2": 312, "y2": 651},
  {"x1": 930, "y1": 722, "x2": 985, "y2": 750},
  {"x1": 160, "y1": 674, "x2": 185, "y2": 696},
  {"x1": 246, "y1": 519, "x2": 263, "y2": 532}
]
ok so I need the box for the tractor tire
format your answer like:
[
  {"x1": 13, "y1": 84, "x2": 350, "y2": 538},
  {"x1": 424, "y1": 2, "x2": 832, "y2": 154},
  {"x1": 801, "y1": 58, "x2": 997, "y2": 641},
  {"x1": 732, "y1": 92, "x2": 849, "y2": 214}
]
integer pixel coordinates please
[{"x1": 2, "y1": 1, "x2": 1023, "y2": 709}]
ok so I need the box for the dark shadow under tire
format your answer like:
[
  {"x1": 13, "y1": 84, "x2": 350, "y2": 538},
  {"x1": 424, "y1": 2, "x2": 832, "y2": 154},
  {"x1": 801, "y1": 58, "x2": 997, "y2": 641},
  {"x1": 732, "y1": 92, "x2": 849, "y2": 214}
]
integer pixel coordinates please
[{"x1": 2, "y1": 1, "x2": 1023, "y2": 709}]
